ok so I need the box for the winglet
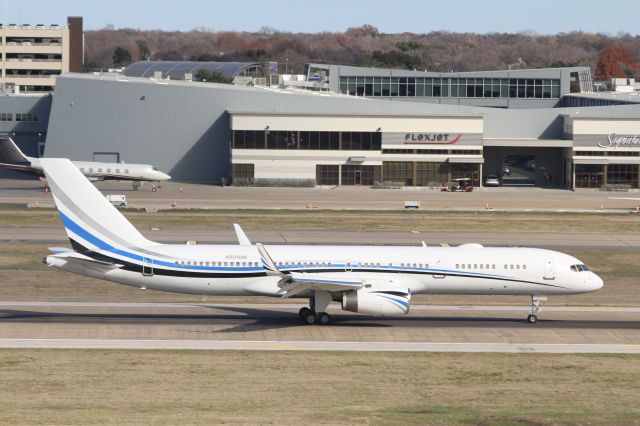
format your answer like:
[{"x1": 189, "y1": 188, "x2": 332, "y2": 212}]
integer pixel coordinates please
[
  {"x1": 233, "y1": 224, "x2": 252, "y2": 246},
  {"x1": 256, "y1": 243, "x2": 283, "y2": 276},
  {"x1": 421, "y1": 241, "x2": 427, "y2": 247}
]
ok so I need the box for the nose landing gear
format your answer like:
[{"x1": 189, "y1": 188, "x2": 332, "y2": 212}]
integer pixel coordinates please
[{"x1": 527, "y1": 295, "x2": 547, "y2": 323}]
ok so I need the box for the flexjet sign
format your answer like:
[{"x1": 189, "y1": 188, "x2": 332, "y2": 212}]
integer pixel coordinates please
[
  {"x1": 599, "y1": 133, "x2": 640, "y2": 149},
  {"x1": 404, "y1": 133, "x2": 462, "y2": 144}
]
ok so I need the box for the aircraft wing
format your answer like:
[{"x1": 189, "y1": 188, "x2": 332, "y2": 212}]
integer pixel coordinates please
[{"x1": 277, "y1": 272, "x2": 364, "y2": 297}]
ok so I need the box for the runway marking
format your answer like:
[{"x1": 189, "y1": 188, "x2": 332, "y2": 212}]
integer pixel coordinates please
[{"x1": 240, "y1": 341, "x2": 308, "y2": 351}]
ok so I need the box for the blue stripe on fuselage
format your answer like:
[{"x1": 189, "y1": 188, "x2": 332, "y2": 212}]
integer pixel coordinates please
[{"x1": 59, "y1": 211, "x2": 262, "y2": 272}]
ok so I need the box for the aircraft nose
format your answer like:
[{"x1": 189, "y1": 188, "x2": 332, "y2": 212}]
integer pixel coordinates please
[
  {"x1": 586, "y1": 272, "x2": 604, "y2": 292},
  {"x1": 159, "y1": 172, "x2": 171, "y2": 181}
]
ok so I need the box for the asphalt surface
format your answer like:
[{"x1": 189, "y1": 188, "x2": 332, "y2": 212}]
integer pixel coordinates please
[
  {"x1": 0, "y1": 302, "x2": 638, "y2": 353},
  {"x1": 4, "y1": 226, "x2": 640, "y2": 248},
  {"x1": 3, "y1": 178, "x2": 640, "y2": 211}
]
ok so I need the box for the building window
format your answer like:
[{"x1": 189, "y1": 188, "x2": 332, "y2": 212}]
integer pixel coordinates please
[
  {"x1": 341, "y1": 165, "x2": 380, "y2": 186},
  {"x1": 299, "y1": 131, "x2": 339, "y2": 150},
  {"x1": 0, "y1": 113, "x2": 13, "y2": 121},
  {"x1": 416, "y1": 162, "x2": 448, "y2": 187},
  {"x1": 316, "y1": 165, "x2": 339, "y2": 185},
  {"x1": 233, "y1": 130, "x2": 264, "y2": 149},
  {"x1": 607, "y1": 164, "x2": 638, "y2": 188},
  {"x1": 451, "y1": 163, "x2": 480, "y2": 187},
  {"x1": 575, "y1": 164, "x2": 604, "y2": 189},
  {"x1": 15, "y1": 113, "x2": 38, "y2": 122},
  {"x1": 267, "y1": 130, "x2": 298, "y2": 150},
  {"x1": 383, "y1": 161, "x2": 413, "y2": 186},
  {"x1": 232, "y1": 163, "x2": 254, "y2": 180}
]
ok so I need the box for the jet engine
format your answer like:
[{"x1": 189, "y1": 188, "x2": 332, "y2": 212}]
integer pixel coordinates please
[{"x1": 342, "y1": 285, "x2": 411, "y2": 316}]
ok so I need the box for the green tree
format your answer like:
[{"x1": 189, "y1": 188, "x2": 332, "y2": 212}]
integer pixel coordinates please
[
  {"x1": 137, "y1": 40, "x2": 151, "y2": 60},
  {"x1": 112, "y1": 46, "x2": 132, "y2": 67}
]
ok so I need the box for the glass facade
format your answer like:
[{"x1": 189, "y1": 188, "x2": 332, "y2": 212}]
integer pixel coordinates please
[
  {"x1": 339, "y1": 76, "x2": 560, "y2": 99},
  {"x1": 232, "y1": 163, "x2": 254, "y2": 179},
  {"x1": 575, "y1": 164, "x2": 639, "y2": 189},
  {"x1": 233, "y1": 130, "x2": 381, "y2": 150},
  {"x1": 316, "y1": 165, "x2": 340, "y2": 185}
]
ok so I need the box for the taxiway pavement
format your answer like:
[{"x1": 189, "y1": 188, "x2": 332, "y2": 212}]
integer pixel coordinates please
[
  {"x1": 0, "y1": 302, "x2": 638, "y2": 353},
  {"x1": 4, "y1": 226, "x2": 640, "y2": 247}
]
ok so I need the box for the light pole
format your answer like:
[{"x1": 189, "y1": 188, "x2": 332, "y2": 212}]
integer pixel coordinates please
[{"x1": 285, "y1": 58, "x2": 288, "y2": 75}]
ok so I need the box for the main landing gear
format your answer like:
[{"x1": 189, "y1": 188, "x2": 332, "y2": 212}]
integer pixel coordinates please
[
  {"x1": 299, "y1": 290, "x2": 332, "y2": 325},
  {"x1": 527, "y1": 295, "x2": 547, "y2": 324}
]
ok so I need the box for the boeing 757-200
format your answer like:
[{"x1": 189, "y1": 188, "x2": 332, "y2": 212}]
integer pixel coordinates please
[
  {"x1": 41, "y1": 158, "x2": 603, "y2": 324},
  {"x1": 0, "y1": 137, "x2": 170, "y2": 182}
]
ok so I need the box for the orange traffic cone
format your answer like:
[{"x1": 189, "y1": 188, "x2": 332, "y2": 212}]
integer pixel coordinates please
[
  {"x1": 179, "y1": 186, "x2": 184, "y2": 193},
  {"x1": 172, "y1": 200, "x2": 178, "y2": 208}
]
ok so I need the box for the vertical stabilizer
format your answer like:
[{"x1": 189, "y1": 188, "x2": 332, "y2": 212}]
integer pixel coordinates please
[{"x1": 41, "y1": 158, "x2": 151, "y2": 252}]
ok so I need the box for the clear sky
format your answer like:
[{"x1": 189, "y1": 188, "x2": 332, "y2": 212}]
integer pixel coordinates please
[{"x1": 8, "y1": 0, "x2": 640, "y2": 34}]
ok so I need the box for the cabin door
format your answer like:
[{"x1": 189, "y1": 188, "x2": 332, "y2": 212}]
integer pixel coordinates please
[
  {"x1": 142, "y1": 257, "x2": 154, "y2": 276},
  {"x1": 543, "y1": 258, "x2": 554, "y2": 280}
]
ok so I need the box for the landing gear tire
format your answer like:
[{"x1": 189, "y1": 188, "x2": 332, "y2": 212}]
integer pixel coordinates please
[
  {"x1": 317, "y1": 312, "x2": 331, "y2": 325},
  {"x1": 299, "y1": 307, "x2": 311, "y2": 319},
  {"x1": 303, "y1": 311, "x2": 317, "y2": 325},
  {"x1": 527, "y1": 314, "x2": 538, "y2": 324}
]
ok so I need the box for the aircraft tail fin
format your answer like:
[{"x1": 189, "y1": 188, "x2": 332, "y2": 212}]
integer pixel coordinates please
[
  {"x1": 0, "y1": 136, "x2": 31, "y2": 164},
  {"x1": 41, "y1": 158, "x2": 151, "y2": 252}
]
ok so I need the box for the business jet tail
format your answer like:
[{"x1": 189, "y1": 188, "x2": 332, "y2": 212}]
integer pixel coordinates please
[{"x1": 40, "y1": 158, "x2": 152, "y2": 253}]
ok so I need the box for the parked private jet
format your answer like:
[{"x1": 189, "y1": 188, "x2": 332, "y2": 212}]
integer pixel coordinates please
[
  {"x1": 0, "y1": 137, "x2": 170, "y2": 182},
  {"x1": 41, "y1": 158, "x2": 603, "y2": 324}
]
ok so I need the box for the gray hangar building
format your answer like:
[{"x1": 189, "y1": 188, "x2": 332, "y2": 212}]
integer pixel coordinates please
[{"x1": 3, "y1": 62, "x2": 640, "y2": 190}]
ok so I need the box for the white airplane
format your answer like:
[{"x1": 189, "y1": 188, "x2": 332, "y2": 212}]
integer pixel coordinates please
[
  {"x1": 41, "y1": 158, "x2": 603, "y2": 325},
  {"x1": 0, "y1": 137, "x2": 171, "y2": 182}
]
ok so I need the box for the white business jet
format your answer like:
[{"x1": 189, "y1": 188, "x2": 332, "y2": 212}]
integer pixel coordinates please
[
  {"x1": 0, "y1": 137, "x2": 170, "y2": 182},
  {"x1": 41, "y1": 158, "x2": 603, "y2": 325}
]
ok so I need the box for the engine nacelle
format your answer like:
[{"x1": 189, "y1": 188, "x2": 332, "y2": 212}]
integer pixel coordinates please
[{"x1": 342, "y1": 286, "x2": 411, "y2": 316}]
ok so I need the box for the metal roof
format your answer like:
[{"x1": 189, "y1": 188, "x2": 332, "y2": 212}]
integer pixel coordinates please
[{"x1": 122, "y1": 61, "x2": 263, "y2": 80}]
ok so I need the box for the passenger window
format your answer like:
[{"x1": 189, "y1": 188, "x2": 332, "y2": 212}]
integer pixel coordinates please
[
  {"x1": 80, "y1": 168, "x2": 84, "y2": 172},
  {"x1": 467, "y1": 264, "x2": 471, "y2": 269},
  {"x1": 107, "y1": 169, "x2": 111, "y2": 173},
  {"x1": 479, "y1": 264, "x2": 483, "y2": 269},
  {"x1": 124, "y1": 169, "x2": 129, "y2": 173},
  {"x1": 456, "y1": 264, "x2": 459, "y2": 269},
  {"x1": 89, "y1": 168, "x2": 94, "y2": 173},
  {"x1": 224, "y1": 262, "x2": 228, "y2": 266},
  {"x1": 116, "y1": 169, "x2": 120, "y2": 173},
  {"x1": 516, "y1": 265, "x2": 520, "y2": 269},
  {"x1": 98, "y1": 168, "x2": 102, "y2": 173},
  {"x1": 492, "y1": 264, "x2": 496, "y2": 269},
  {"x1": 523, "y1": 265, "x2": 527, "y2": 270},
  {"x1": 504, "y1": 264, "x2": 508, "y2": 269},
  {"x1": 510, "y1": 265, "x2": 514, "y2": 269},
  {"x1": 461, "y1": 264, "x2": 465, "y2": 269},
  {"x1": 473, "y1": 264, "x2": 477, "y2": 269}
]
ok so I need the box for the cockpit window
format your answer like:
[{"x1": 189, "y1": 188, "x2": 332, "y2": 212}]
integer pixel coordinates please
[
  {"x1": 571, "y1": 264, "x2": 590, "y2": 272},
  {"x1": 151, "y1": 166, "x2": 158, "y2": 171}
]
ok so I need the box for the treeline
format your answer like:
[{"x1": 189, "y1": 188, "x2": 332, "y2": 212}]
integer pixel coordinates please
[{"x1": 86, "y1": 24, "x2": 640, "y2": 81}]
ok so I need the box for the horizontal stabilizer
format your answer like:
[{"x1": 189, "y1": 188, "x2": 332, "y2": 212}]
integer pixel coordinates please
[
  {"x1": 47, "y1": 250, "x2": 123, "y2": 270},
  {"x1": 0, "y1": 137, "x2": 30, "y2": 164}
]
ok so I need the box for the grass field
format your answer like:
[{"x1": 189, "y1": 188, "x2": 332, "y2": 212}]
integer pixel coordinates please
[
  {"x1": 0, "y1": 350, "x2": 638, "y2": 425},
  {"x1": 2, "y1": 206, "x2": 640, "y2": 232},
  {"x1": 1, "y1": 243, "x2": 638, "y2": 306}
]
